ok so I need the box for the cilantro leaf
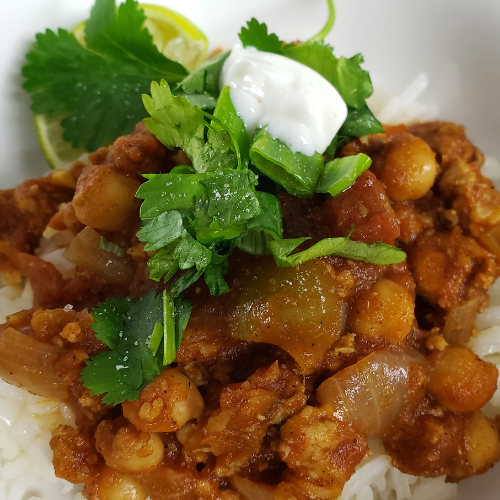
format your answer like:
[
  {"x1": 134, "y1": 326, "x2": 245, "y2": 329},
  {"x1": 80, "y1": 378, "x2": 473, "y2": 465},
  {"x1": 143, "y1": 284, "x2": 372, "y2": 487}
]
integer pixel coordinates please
[
  {"x1": 137, "y1": 211, "x2": 186, "y2": 251},
  {"x1": 239, "y1": 18, "x2": 284, "y2": 54},
  {"x1": 143, "y1": 80, "x2": 205, "y2": 166},
  {"x1": 170, "y1": 268, "x2": 204, "y2": 296},
  {"x1": 81, "y1": 350, "x2": 144, "y2": 404},
  {"x1": 338, "y1": 104, "x2": 385, "y2": 137},
  {"x1": 82, "y1": 290, "x2": 163, "y2": 404},
  {"x1": 315, "y1": 153, "x2": 372, "y2": 197},
  {"x1": 137, "y1": 168, "x2": 262, "y2": 284},
  {"x1": 268, "y1": 237, "x2": 407, "y2": 267},
  {"x1": 193, "y1": 128, "x2": 238, "y2": 173},
  {"x1": 90, "y1": 296, "x2": 133, "y2": 348},
  {"x1": 213, "y1": 86, "x2": 250, "y2": 168},
  {"x1": 250, "y1": 129, "x2": 325, "y2": 197},
  {"x1": 174, "y1": 297, "x2": 193, "y2": 345},
  {"x1": 201, "y1": 170, "x2": 261, "y2": 230},
  {"x1": 282, "y1": 42, "x2": 373, "y2": 109},
  {"x1": 85, "y1": 0, "x2": 186, "y2": 79},
  {"x1": 137, "y1": 172, "x2": 210, "y2": 218},
  {"x1": 204, "y1": 262, "x2": 230, "y2": 295},
  {"x1": 176, "y1": 51, "x2": 230, "y2": 97},
  {"x1": 143, "y1": 82, "x2": 240, "y2": 173},
  {"x1": 81, "y1": 289, "x2": 191, "y2": 404},
  {"x1": 22, "y1": 0, "x2": 188, "y2": 151},
  {"x1": 23, "y1": 29, "x2": 152, "y2": 150},
  {"x1": 174, "y1": 234, "x2": 212, "y2": 271},
  {"x1": 235, "y1": 191, "x2": 283, "y2": 255},
  {"x1": 147, "y1": 246, "x2": 179, "y2": 282}
]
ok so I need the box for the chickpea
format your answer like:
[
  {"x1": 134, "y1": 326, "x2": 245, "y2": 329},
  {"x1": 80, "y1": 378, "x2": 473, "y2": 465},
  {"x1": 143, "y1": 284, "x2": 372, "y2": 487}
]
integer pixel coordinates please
[
  {"x1": 348, "y1": 279, "x2": 414, "y2": 343},
  {"x1": 122, "y1": 367, "x2": 204, "y2": 432},
  {"x1": 72, "y1": 165, "x2": 140, "y2": 230},
  {"x1": 371, "y1": 133, "x2": 438, "y2": 201},
  {"x1": 95, "y1": 420, "x2": 164, "y2": 473},
  {"x1": 94, "y1": 466, "x2": 147, "y2": 500},
  {"x1": 464, "y1": 411, "x2": 499, "y2": 473},
  {"x1": 427, "y1": 347, "x2": 498, "y2": 412}
]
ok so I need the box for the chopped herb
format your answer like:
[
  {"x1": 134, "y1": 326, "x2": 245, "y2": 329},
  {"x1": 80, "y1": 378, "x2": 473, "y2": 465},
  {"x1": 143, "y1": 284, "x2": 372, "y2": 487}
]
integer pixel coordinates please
[
  {"x1": 269, "y1": 237, "x2": 407, "y2": 267},
  {"x1": 99, "y1": 237, "x2": 126, "y2": 257},
  {"x1": 239, "y1": 18, "x2": 285, "y2": 54},
  {"x1": 81, "y1": 289, "x2": 190, "y2": 404},
  {"x1": 249, "y1": 128, "x2": 325, "y2": 198},
  {"x1": 315, "y1": 153, "x2": 372, "y2": 197},
  {"x1": 176, "y1": 51, "x2": 230, "y2": 100}
]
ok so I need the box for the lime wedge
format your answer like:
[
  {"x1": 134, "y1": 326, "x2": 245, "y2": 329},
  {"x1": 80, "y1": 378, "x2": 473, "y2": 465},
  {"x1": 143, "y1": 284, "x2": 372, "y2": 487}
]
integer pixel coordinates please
[
  {"x1": 35, "y1": 4, "x2": 208, "y2": 169},
  {"x1": 35, "y1": 114, "x2": 87, "y2": 170},
  {"x1": 142, "y1": 4, "x2": 207, "y2": 73}
]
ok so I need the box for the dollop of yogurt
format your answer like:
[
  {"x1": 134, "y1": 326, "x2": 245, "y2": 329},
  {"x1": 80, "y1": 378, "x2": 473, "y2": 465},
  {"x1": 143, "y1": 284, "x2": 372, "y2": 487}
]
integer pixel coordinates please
[{"x1": 220, "y1": 45, "x2": 348, "y2": 157}]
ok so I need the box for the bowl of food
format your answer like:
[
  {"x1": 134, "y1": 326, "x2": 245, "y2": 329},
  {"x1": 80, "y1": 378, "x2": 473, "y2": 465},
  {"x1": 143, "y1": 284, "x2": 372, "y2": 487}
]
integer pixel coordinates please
[{"x1": 0, "y1": 1, "x2": 499, "y2": 500}]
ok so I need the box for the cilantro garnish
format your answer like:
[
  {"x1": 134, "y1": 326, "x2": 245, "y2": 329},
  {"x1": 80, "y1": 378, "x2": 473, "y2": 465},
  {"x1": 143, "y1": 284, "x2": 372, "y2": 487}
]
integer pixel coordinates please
[
  {"x1": 137, "y1": 81, "x2": 406, "y2": 295},
  {"x1": 99, "y1": 236, "x2": 126, "y2": 257},
  {"x1": 76, "y1": 1, "x2": 407, "y2": 402},
  {"x1": 268, "y1": 236, "x2": 407, "y2": 267},
  {"x1": 22, "y1": 0, "x2": 188, "y2": 151},
  {"x1": 81, "y1": 289, "x2": 191, "y2": 404},
  {"x1": 239, "y1": 18, "x2": 284, "y2": 54}
]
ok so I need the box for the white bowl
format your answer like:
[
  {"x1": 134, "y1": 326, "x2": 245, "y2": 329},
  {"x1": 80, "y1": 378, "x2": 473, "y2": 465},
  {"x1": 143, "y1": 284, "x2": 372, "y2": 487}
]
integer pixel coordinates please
[{"x1": 0, "y1": 1, "x2": 498, "y2": 499}]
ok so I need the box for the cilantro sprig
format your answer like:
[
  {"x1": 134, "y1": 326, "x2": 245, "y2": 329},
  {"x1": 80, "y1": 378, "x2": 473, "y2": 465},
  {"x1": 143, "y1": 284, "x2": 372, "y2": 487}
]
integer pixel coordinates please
[
  {"x1": 22, "y1": 0, "x2": 188, "y2": 151},
  {"x1": 81, "y1": 289, "x2": 191, "y2": 404}
]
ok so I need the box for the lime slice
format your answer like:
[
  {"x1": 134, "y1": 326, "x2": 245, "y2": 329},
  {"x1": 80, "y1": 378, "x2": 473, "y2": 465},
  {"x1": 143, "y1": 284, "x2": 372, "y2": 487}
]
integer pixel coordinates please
[
  {"x1": 35, "y1": 114, "x2": 88, "y2": 170},
  {"x1": 72, "y1": 5, "x2": 208, "y2": 71},
  {"x1": 35, "y1": 4, "x2": 208, "y2": 169},
  {"x1": 142, "y1": 4, "x2": 207, "y2": 73}
]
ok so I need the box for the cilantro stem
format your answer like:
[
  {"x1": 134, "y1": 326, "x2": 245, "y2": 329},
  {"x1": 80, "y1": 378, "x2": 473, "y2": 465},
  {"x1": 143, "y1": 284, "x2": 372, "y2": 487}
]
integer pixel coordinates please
[
  {"x1": 163, "y1": 290, "x2": 176, "y2": 365},
  {"x1": 307, "y1": 0, "x2": 336, "y2": 43},
  {"x1": 149, "y1": 322, "x2": 163, "y2": 355},
  {"x1": 201, "y1": 110, "x2": 242, "y2": 170}
]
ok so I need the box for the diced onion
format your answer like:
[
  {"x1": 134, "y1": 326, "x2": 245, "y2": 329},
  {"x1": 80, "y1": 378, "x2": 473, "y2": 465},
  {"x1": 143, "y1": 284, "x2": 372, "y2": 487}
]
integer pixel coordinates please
[
  {"x1": 231, "y1": 475, "x2": 275, "y2": 500},
  {"x1": 316, "y1": 347, "x2": 428, "y2": 436},
  {"x1": 64, "y1": 226, "x2": 134, "y2": 287},
  {"x1": 479, "y1": 224, "x2": 500, "y2": 260},
  {"x1": 442, "y1": 297, "x2": 481, "y2": 347},
  {"x1": 0, "y1": 327, "x2": 68, "y2": 400}
]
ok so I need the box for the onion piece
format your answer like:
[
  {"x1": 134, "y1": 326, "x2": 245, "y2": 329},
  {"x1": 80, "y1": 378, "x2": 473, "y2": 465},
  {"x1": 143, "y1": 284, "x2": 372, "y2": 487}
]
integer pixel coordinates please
[
  {"x1": 64, "y1": 226, "x2": 134, "y2": 287},
  {"x1": 316, "y1": 347, "x2": 428, "y2": 436},
  {"x1": 231, "y1": 475, "x2": 275, "y2": 500},
  {"x1": 442, "y1": 297, "x2": 482, "y2": 347},
  {"x1": 0, "y1": 327, "x2": 68, "y2": 400},
  {"x1": 479, "y1": 224, "x2": 500, "y2": 260}
]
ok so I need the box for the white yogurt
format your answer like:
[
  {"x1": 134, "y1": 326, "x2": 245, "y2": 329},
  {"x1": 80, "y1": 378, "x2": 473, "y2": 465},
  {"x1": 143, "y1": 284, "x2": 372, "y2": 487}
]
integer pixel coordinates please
[{"x1": 220, "y1": 45, "x2": 348, "y2": 157}]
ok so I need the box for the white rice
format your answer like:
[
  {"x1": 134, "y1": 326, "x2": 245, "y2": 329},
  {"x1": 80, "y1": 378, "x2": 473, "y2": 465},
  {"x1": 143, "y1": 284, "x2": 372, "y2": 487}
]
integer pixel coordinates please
[
  {"x1": 368, "y1": 73, "x2": 439, "y2": 126},
  {"x1": 0, "y1": 281, "x2": 33, "y2": 325},
  {"x1": 340, "y1": 439, "x2": 457, "y2": 500},
  {"x1": 0, "y1": 376, "x2": 84, "y2": 500},
  {"x1": 35, "y1": 229, "x2": 76, "y2": 280},
  {"x1": 470, "y1": 278, "x2": 500, "y2": 418}
]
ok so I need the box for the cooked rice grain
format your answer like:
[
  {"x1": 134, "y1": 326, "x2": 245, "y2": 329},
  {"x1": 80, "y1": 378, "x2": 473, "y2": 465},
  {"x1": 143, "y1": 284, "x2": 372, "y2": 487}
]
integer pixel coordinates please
[{"x1": 0, "y1": 377, "x2": 83, "y2": 500}]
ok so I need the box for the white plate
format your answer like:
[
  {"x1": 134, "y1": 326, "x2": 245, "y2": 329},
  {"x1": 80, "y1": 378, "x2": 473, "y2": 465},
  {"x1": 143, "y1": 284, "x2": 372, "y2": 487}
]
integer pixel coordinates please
[{"x1": 0, "y1": 1, "x2": 499, "y2": 499}]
